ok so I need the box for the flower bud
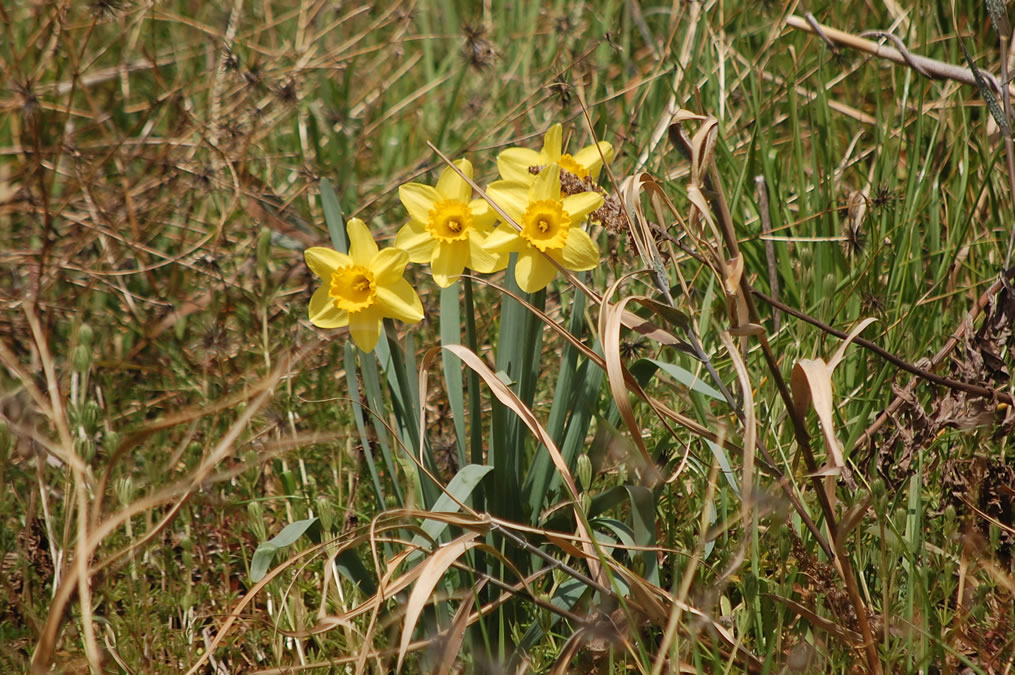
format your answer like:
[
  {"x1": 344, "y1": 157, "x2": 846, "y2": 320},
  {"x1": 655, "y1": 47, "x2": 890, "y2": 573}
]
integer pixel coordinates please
[
  {"x1": 316, "y1": 495, "x2": 335, "y2": 535},
  {"x1": 280, "y1": 469, "x2": 298, "y2": 496},
  {"x1": 73, "y1": 344, "x2": 91, "y2": 373},
  {"x1": 115, "y1": 477, "x2": 134, "y2": 506},
  {"x1": 76, "y1": 437, "x2": 96, "y2": 462},
  {"x1": 82, "y1": 400, "x2": 100, "y2": 433},
  {"x1": 576, "y1": 454, "x2": 592, "y2": 490},
  {"x1": 823, "y1": 273, "x2": 837, "y2": 300},
  {"x1": 247, "y1": 501, "x2": 267, "y2": 541}
]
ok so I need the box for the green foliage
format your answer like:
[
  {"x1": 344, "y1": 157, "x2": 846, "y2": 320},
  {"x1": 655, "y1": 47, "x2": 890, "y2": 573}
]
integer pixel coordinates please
[{"x1": 3, "y1": 1, "x2": 1015, "y2": 673}]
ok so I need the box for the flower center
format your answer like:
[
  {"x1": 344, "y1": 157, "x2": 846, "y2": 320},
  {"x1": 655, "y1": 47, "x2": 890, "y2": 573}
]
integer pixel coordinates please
[
  {"x1": 329, "y1": 265, "x2": 376, "y2": 312},
  {"x1": 557, "y1": 154, "x2": 589, "y2": 180},
  {"x1": 426, "y1": 199, "x2": 473, "y2": 242},
  {"x1": 521, "y1": 199, "x2": 571, "y2": 252}
]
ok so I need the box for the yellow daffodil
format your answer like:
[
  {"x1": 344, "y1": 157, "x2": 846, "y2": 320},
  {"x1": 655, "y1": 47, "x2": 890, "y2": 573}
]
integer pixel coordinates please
[
  {"x1": 305, "y1": 218, "x2": 424, "y2": 352},
  {"x1": 483, "y1": 164, "x2": 604, "y2": 293},
  {"x1": 497, "y1": 123, "x2": 614, "y2": 185},
  {"x1": 394, "y1": 159, "x2": 508, "y2": 287}
]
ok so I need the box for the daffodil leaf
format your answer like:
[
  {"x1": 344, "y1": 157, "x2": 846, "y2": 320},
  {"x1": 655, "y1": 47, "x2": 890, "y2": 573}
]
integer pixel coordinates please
[
  {"x1": 250, "y1": 517, "x2": 321, "y2": 582},
  {"x1": 626, "y1": 485, "x2": 659, "y2": 585},
  {"x1": 644, "y1": 358, "x2": 725, "y2": 400},
  {"x1": 409, "y1": 464, "x2": 493, "y2": 561},
  {"x1": 319, "y1": 178, "x2": 347, "y2": 253},
  {"x1": 440, "y1": 284, "x2": 467, "y2": 465}
]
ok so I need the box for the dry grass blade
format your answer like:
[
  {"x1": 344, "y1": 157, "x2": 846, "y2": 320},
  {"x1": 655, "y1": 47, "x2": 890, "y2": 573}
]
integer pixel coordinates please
[
  {"x1": 791, "y1": 317, "x2": 878, "y2": 477},
  {"x1": 792, "y1": 358, "x2": 846, "y2": 471},
  {"x1": 396, "y1": 531, "x2": 482, "y2": 673},
  {"x1": 434, "y1": 577, "x2": 487, "y2": 675},
  {"x1": 183, "y1": 534, "x2": 363, "y2": 675},
  {"x1": 717, "y1": 330, "x2": 756, "y2": 521},
  {"x1": 599, "y1": 277, "x2": 661, "y2": 484}
]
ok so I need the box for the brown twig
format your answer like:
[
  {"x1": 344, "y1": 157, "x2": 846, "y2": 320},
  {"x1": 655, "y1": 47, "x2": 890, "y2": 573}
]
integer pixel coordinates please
[
  {"x1": 750, "y1": 288, "x2": 1014, "y2": 407},
  {"x1": 786, "y1": 15, "x2": 1009, "y2": 95}
]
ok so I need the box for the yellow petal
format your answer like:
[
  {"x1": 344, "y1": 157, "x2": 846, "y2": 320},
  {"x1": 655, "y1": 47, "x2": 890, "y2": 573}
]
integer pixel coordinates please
[
  {"x1": 497, "y1": 148, "x2": 541, "y2": 183},
  {"x1": 308, "y1": 285, "x2": 349, "y2": 328},
  {"x1": 515, "y1": 249, "x2": 557, "y2": 293},
  {"x1": 346, "y1": 218, "x2": 379, "y2": 263},
  {"x1": 531, "y1": 164, "x2": 561, "y2": 202},
  {"x1": 430, "y1": 240, "x2": 468, "y2": 287},
  {"x1": 540, "y1": 123, "x2": 563, "y2": 162},
  {"x1": 349, "y1": 307, "x2": 383, "y2": 352},
  {"x1": 573, "y1": 141, "x2": 614, "y2": 180},
  {"x1": 469, "y1": 198, "x2": 497, "y2": 230},
  {"x1": 467, "y1": 229, "x2": 506, "y2": 273},
  {"x1": 399, "y1": 183, "x2": 441, "y2": 224},
  {"x1": 394, "y1": 221, "x2": 436, "y2": 263},
  {"x1": 560, "y1": 228, "x2": 600, "y2": 271},
  {"x1": 436, "y1": 159, "x2": 473, "y2": 203},
  {"x1": 561, "y1": 191, "x2": 604, "y2": 222},
  {"x1": 485, "y1": 181, "x2": 529, "y2": 223},
  {"x1": 370, "y1": 247, "x2": 409, "y2": 286},
  {"x1": 304, "y1": 247, "x2": 349, "y2": 279},
  {"x1": 376, "y1": 279, "x2": 424, "y2": 323},
  {"x1": 483, "y1": 224, "x2": 525, "y2": 254}
]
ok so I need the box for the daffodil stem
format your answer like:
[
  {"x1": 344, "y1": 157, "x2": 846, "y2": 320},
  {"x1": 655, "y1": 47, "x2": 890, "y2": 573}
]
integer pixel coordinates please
[
  {"x1": 462, "y1": 276, "x2": 489, "y2": 608},
  {"x1": 462, "y1": 276, "x2": 484, "y2": 468}
]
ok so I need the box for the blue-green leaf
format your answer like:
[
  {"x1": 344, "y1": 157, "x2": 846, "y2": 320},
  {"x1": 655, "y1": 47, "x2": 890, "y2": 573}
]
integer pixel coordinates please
[
  {"x1": 319, "y1": 179, "x2": 347, "y2": 252},
  {"x1": 646, "y1": 358, "x2": 725, "y2": 400},
  {"x1": 410, "y1": 464, "x2": 493, "y2": 556},
  {"x1": 250, "y1": 517, "x2": 321, "y2": 582}
]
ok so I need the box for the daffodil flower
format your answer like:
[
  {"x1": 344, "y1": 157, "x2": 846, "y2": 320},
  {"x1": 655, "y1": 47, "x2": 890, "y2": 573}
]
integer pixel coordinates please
[
  {"x1": 305, "y1": 218, "x2": 424, "y2": 352},
  {"x1": 497, "y1": 123, "x2": 614, "y2": 185},
  {"x1": 483, "y1": 164, "x2": 604, "y2": 293},
  {"x1": 394, "y1": 159, "x2": 508, "y2": 287}
]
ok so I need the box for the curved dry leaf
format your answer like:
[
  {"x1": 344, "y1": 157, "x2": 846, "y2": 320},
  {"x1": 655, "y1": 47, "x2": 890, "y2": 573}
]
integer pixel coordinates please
[
  {"x1": 435, "y1": 578, "x2": 487, "y2": 675},
  {"x1": 684, "y1": 184, "x2": 725, "y2": 267},
  {"x1": 791, "y1": 358, "x2": 844, "y2": 468},
  {"x1": 442, "y1": 344, "x2": 603, "y2": 581},
  {"x1": 828, "y1": 317, "x2": 878, "y2": 370},
  {"x1": 598, "y1": 282, "x2": 659, "y2": 482},
  {"x1": 724, "y1": 253, "x2": 749, "y2": 328},
  {"x1": 620, "y1": 172, "x2": 665, "y2": 273},
  {"x1": 792, "y1": 317, "x2": 878, "y2": 470},
  {"x1": 397, "y1": 531, "x2": 482, "y2": 673},
  {"x1": 718, "y1": 330, "x2": 755, "y2": 518},
  {"x1": 688, "y1": 117, "x2": 718, "y2": 185},
  {"x1": 672, "y1": 109, "x2": 708, "y2": 124}
]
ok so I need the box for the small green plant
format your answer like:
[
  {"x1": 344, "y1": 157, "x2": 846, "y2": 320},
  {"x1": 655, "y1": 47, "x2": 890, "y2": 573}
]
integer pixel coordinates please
[{"x1": 6, "y1": 2, "x2": 1015, "y2": 673}]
